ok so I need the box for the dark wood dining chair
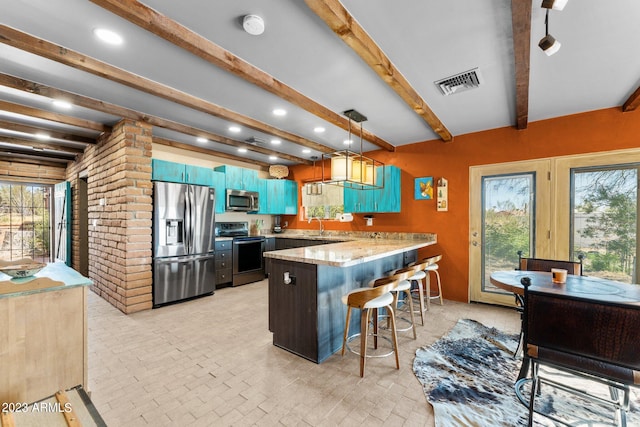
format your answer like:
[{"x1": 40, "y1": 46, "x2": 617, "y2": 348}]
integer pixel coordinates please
[
  {"x1": 515, "y1": 279, "x2": 640, "y2": 427},
  {"x1": 512, "y1": 251, "x2": 585, "y2": 356},
  {"x1": 517, "y1": 251, "x2": 584, "y2": 276}
]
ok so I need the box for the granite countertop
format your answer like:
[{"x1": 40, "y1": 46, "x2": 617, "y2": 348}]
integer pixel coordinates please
[
  {"x1": 0, "y1": 262, "x2": 93, "y2": 299},
  {"x1": 264, "y1": 233, "x2": 436, "y2": 267}
]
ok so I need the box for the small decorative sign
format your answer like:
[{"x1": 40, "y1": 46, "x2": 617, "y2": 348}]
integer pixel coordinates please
[
  {"x1": 415, "y1": 176, "x2": 434, "y2": 200},
  {"x1": 437, "y1": 177, "x2": 448, "y2": 211}
]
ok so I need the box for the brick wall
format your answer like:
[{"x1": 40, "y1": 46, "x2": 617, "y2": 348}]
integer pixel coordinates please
[{"x1": 67, "y1": 119, "x2": 153, "y2": 314}]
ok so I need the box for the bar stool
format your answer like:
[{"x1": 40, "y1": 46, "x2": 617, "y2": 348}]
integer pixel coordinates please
[
  {"x1": 424, "y1": 255, "x2": 444, "y2": 308},
  {"x1": 341, "y1": 278, "x2": 400, "y2": 377},
  {"x1": 406, "y1": 260, "x2": 429, "y2": 326},
  {"x1": 385, "y1": 268, "x2": 417, "y2": 339}
]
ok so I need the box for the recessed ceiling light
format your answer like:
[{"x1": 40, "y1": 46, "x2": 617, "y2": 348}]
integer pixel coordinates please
[
  {"x1": 314, "y1": 127, "x2": 325, "y2": 133},
  {"x1": 238, "y1": 148, "x2": 248, "y2": 153},
  {"x1": 196, "y1": 137, "x2": 208, "y2": 143},
  {"x1": 271, "y1": 139, "x2": 281, "y2": 145},
  {"x1": 269, "y1": 156, "x2": 278, "y2": 161},
  {"x1": 52, "y1": 100, "x2": 72, "y2": 109},
  {"x1": 229, "y1": 126, "x2": 241, "y2": 133},
  {"x1": 93, "y1": 28, "x2": 124, "y2": 45},
  {"x1": 302, "y1": 149, "x2": 311, "y2": 154},
  {"x1": 34, "y1": 133, "x2": 50, "y2": 141},
  {"x1": 343, "y1": 139, "x2": 353, "y2": 145},
  {"x1": 272, "y1": 109, "x2": 287, "y2": 116}
]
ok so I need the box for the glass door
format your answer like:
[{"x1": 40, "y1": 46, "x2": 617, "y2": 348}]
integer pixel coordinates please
[{"x1": 470, "y1": 160, "x2": 551, "y2": 305}]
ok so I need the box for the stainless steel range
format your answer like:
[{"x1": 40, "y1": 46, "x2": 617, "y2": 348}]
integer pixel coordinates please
[{"x1": 215, "y1": 222, "x2": 266, "y2": 286}]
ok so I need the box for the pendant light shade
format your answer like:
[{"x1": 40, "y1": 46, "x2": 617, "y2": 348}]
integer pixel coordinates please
[
  {"x1": 539, "y1": 34, "x2": 561, "y2": 56},
  {"x1": 539, "y1": 9, "x2": 562, "y2": 56},
  {"x1": 331, "y1": 155, "x2": 353, "y2": 181}
]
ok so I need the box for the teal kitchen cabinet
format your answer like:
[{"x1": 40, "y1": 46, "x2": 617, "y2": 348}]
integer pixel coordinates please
[
  {"x1": 256, "y1": 179, "x2": 298, "y2": 215},
  {"x1": 375, "y1": 164, "x2": 401, "y2": 213},
  {"x1": 343, "y1": 165, "x2": 401, "y2": 213},
  {"x1": 214, "y1": 165, "x2": 259, "y2": 191},
  {"x1": 269, "y1": 179, "x2": 298, "y2": 215},
  {"x1": 151, "y1": 159, "x2": 186, "y2": 183},
  {"x1": 184, "y1": 165, "x2": 213, "y2": 186},
  {"x1": 254, "y1": 179, "x2": 269, "y2": 214},
  {"x1": 211, "y1": 170, "x2": 226, "y2": 213},
  {"x1": 152, "y1": 160, "x2": 214, "y2": 185}
]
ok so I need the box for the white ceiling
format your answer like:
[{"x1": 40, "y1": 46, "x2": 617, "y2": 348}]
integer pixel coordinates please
[{"x1": 1, "y1": 0, "x2": 639, "y2": 166}]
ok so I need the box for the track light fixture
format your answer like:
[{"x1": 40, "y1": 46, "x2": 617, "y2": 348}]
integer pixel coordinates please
[
  {"x1": 539, "y1": 10, "x2": 561, "y2": 56},
  {"x1": 541, "y1": 0, "x2": 568, "y2": 11}
]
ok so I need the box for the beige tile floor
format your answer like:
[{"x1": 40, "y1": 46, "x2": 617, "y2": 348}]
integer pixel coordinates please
[{"x1": 87, "y1": 279, "x2": 519, "y2": 426}]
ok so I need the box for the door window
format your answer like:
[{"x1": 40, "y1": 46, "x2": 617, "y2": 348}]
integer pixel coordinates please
[
  {"x1": 571, "y1": 166, "x2": 638, "y2": 283},
  {"x1": 0, "y1": 182, "x2": 52, "y2": 262},
  {"x1": 482, "y1": 173, "x2": 535, "y2": 293}
]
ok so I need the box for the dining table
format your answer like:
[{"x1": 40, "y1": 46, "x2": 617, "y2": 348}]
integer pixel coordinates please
[{"x1": 489, "y1": 270, "x2": 640, "y2": 380}]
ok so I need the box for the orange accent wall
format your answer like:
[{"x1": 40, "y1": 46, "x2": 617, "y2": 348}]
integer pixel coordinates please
[{"x1": 287, "y1": 107, "x2": 640, "y2": 303}]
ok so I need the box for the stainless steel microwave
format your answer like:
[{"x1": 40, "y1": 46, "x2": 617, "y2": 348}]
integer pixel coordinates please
[{"x1": 226, "y1": 189, "x2": 259, "y2": 212}]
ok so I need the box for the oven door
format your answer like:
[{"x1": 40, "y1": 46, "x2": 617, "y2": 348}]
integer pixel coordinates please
[{"x1": 232, "y1": 237, "x2": 266, "y2": 286}]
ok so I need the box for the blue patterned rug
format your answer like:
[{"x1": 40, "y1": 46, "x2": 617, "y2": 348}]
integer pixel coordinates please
[{"x1": 413, "y1": 318, "x2": 640, "y2": 427}]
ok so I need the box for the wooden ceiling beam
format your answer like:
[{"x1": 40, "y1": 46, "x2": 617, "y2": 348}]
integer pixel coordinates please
[
  {"x1": 622, "y1": 85, "x2": 640, "y2": 112},
  {"x1": 0, "y1": 99, "x2": 109, "y2": 133},
  {"x1": 0, "y1": 73, "x2": 312, "y2": 165},
  {"x1": 305, "y1": 0, "x2": 452, "y2": 143},
  {"x1": 0, "y1": 118, "x2": 96, "y2": 144},
  {"x1": 0, "y1": 135, "x2": 83, "y2": 155},
  {"x1": 0, "y1": 154, "x2": 68, "y2": 167},
  {"x1": 511, "y1": 0, "x2": 532, "y2": 130},
  {"x1": 0, "y1": 144, "x2": 76, "y2": 161},
  {"x1": 153, "y1": 137, "x2": 270, "y2": 168},
  {"x1": 0, "y1": 25, "x2": 332, "y2": 157},
  {"x1": 89, "y1": 0, "x2": 395, "y2": 152}
]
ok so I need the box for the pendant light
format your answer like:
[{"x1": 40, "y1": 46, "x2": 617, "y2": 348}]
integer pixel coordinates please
[{"x1": 321, "y1": 109, "x2": 384, "y2": 190}]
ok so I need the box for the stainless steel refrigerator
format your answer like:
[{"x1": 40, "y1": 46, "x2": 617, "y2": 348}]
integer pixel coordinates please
[{"x1": 153, "y1": 181, "x2": 216, "y2": 306}]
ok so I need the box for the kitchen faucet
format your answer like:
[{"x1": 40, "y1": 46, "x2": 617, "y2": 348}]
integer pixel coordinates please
[{"x1": 308, "y1": 216, "x2": 324, "y2": 235}]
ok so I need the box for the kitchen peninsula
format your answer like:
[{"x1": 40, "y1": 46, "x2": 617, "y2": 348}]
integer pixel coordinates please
[
  {"x1": 0, "y1": 262, "x2": 92, "y2": 404},
  {"x1": 265, "y1": 234, "x2": 436, "y2": 363}
]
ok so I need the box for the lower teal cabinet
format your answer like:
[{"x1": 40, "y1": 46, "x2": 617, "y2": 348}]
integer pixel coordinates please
[{"x1": 343, "y1": 165, "x2": 401, "y2": 213}]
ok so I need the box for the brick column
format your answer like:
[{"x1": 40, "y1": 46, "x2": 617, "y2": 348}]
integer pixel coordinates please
[{"x1": 67, "y1": 119, "x2": 153, "y2": 313}]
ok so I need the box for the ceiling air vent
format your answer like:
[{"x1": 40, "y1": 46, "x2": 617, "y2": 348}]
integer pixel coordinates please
[
  {"x1": 435, "y1": 68, "x2": 481, "y2": 96},
  {"x1": 245, "y1": 136, "x2": 267, "y2": 145}
]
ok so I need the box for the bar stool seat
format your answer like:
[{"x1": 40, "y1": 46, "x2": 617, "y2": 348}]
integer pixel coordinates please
[
  {"x1": 341, "y1": 278, "x2": 400, "y2": 377},
  {"x1": 385, "y1": 268, "x2": 417, "y2": 339}
]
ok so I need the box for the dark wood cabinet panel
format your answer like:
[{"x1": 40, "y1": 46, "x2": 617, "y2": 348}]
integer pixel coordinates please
[
  {"x1": 268, "y1": 249, "x2": 416, "y2": 363},
  {"x1": 269, "y1": 259, "x2": 318, "y2": 360}
]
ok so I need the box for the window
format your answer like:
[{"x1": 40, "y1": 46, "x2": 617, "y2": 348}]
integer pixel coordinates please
[
  {"x1": 571, "y1": 166, "x2": 638, "y2": 283},
  {"x1": 301, "y1": 183, "x2": 344, "y2": 220},
  {"x1": 0, "y1": 182, "x2": 52, "y2": 262}
]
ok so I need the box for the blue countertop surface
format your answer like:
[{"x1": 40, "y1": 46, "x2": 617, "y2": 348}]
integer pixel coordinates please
[{"x1": 0, "y1": 261, "x2": 92, "y2": 299}]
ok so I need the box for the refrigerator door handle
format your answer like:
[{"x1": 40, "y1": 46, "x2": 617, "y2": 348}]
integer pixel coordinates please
[{"x1": 185, "y1": 186, "x2": 191, "y2": 254}]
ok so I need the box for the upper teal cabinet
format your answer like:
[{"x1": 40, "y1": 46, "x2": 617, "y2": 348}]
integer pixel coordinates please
[
  {"x1": 152, "y1": 159, "x2": 186, "y2": 183},
  {"x1": 343, "y1": 165, "x2": 401, "y2": 213},
  {"x1": 214, "y1": 165, "x2": 259, "y2": 192},
  {"x1": 211, "y1": 170, "x2": 226, "y2": 213},
  {"x1": 152, "y1": 160, "x2": 226, "y2": 213},
  {"x1": 152, "y1": 159, "x2": 212, "y2": 185},
  {"x1": 255, "y1": 179, "x2": 298, "y2": 215}
]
